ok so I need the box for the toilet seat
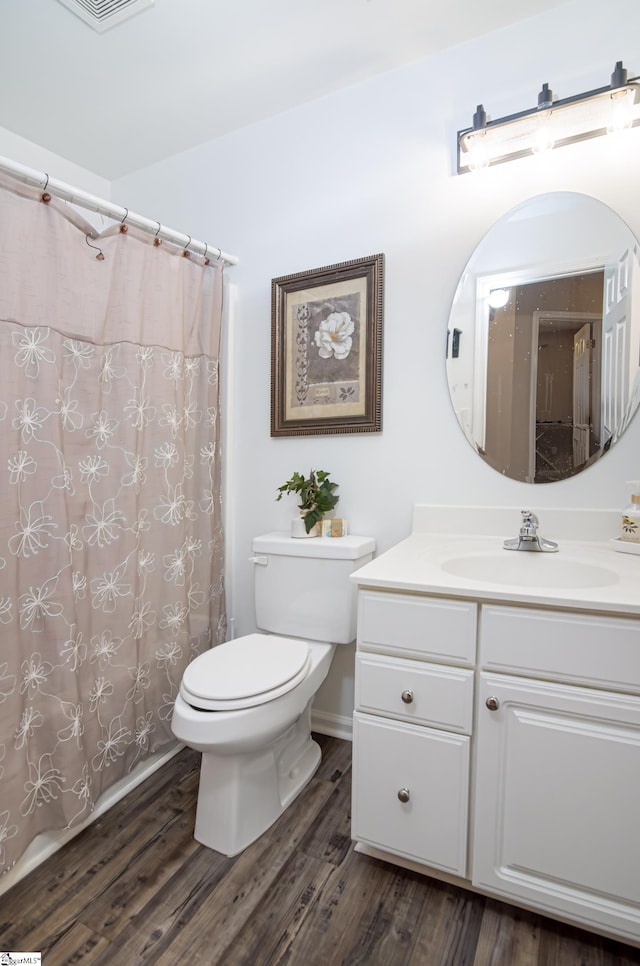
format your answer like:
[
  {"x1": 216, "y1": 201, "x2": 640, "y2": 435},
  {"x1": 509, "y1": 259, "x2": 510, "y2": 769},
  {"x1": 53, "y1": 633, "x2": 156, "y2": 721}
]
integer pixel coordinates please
[{"x1": 180, "y1": 633, "x2": 311, "y2": 711}]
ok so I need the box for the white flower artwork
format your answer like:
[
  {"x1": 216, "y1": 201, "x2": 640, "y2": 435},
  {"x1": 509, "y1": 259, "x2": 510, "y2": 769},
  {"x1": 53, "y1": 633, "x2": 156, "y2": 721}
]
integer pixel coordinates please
[
  {"x1": 314, "y1": 311, "x2": 355, "y2": 360},
  {"x1": 271, "y1": 253, "x2": 383, "y2": 435}
]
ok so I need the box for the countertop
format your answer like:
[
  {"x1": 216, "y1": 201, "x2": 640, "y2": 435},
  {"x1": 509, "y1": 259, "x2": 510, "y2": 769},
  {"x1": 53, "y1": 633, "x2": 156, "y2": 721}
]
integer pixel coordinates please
[{"x1": 350, "y1": 525, "x2": 640, "y2": 616}]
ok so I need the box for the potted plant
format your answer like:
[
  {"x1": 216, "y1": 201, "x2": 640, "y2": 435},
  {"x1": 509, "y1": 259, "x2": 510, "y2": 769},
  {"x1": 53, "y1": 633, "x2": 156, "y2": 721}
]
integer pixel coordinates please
[{"x1": 276, "y1": 469, "x2": 339, "y2": 537}]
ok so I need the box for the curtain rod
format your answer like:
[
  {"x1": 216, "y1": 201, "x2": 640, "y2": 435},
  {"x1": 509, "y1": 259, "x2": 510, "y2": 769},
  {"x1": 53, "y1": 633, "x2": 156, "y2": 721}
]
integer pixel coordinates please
[{"x1": 0, "y1": 155, "x2": 238, "y2": 267}]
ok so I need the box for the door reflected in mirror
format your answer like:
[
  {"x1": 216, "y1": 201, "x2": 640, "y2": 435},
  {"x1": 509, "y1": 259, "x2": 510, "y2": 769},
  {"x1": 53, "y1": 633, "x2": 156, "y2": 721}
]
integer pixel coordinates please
[{"x1": 447, "y1": 193, "x2": 640, "y2": 483}]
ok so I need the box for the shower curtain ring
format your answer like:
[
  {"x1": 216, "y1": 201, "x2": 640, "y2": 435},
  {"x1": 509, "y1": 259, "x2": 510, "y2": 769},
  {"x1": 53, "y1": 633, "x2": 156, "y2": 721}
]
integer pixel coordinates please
[
  {"x1": 153, "y1": 222, "x2": 162, "y2": 246},
  {"x1": 119, "y1": 208, "x2": 129, "y2": 233},
  {"x1": 182, "y1": 235, "x2": 192, "y2": 258},
  {"x1": 203, "y1": 243, "x2": 210, "y2": 265},
  {"x1": 41, "y1": 173, "x2": 51, "y2": 204},
  {"x1": 85, "y1": 234, "x2": 105, "y2": 261}
]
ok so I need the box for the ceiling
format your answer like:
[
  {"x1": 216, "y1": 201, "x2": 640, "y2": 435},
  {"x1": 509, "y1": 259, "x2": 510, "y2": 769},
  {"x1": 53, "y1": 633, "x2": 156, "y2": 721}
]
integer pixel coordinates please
[{"x1": 0, "y1": 0, "x2": 571, "y2": 181}]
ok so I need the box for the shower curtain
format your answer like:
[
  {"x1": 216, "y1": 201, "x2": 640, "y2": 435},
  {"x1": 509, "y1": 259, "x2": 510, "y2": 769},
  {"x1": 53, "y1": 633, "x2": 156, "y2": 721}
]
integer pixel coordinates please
[{"x1": 0, "y1": 174, "x2": 226, "y2": 876}]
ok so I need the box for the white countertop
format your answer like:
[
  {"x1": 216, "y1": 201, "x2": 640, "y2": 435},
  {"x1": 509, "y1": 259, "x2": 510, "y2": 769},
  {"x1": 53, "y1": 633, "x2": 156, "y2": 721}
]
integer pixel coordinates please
[{"x1": 350, "y1": 507, "x2": 640, "y2": 616}]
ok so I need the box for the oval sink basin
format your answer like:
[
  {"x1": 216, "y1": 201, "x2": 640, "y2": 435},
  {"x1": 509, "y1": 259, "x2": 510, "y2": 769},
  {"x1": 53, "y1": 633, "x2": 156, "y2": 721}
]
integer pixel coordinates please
[{"x1": 441, "y1": 554, "x2": 619, "y2": 589}]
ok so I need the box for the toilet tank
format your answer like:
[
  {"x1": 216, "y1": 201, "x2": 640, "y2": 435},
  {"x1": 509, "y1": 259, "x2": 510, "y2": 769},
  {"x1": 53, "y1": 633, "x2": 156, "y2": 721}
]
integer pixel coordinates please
[{"x1": 251, "y1": 532, "x2": 375, "y2": 644}]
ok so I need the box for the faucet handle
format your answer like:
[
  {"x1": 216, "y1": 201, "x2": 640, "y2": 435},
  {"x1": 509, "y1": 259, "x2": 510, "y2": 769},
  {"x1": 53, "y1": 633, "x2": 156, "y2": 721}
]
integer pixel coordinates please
[
  {"x1": 519, "y1": 510, "x2": 539, "y2": 537},
  {"x1": 505, "y1": 509, "x2": 558, "y2": 552}
]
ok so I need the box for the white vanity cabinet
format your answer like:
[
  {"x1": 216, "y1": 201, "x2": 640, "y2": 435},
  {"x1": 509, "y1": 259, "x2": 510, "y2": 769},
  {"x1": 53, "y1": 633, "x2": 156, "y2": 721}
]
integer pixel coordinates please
[
  {"x1": 473, "y1": 604, "x2": 640, "y2": 945},
  {"x1": 351, "y1": 588, "x2": 640, "y2": 946},
  {"x1": 351, "y1": 590, "x2": 476, "y2": 876}
]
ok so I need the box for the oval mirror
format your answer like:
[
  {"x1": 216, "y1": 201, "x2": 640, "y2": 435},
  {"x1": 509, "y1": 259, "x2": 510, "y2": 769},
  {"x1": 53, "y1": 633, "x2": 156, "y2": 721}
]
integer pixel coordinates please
[{"x1": 446, "y1": 192, "x2": 640, "y2": 483}]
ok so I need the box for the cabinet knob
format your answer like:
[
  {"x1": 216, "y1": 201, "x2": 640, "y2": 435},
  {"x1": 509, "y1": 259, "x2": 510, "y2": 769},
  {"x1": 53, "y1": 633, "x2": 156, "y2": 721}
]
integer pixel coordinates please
[
  {"x1": 397, "y1": 787, "x2": 411, "y2": 803},
  {"x1": 486, "y1": 696, "x2": 500, "y2": 711},
  {"x1": 401, "y1": 689, "x2": 414, "y2": 704}
]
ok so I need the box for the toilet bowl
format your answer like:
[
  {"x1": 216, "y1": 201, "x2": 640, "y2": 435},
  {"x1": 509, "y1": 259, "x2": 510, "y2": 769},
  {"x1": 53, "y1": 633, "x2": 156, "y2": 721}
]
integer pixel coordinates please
[
  {"x1": 172, "y1": 636, "x2": 335, "y2": 855},
  {"x1": 171, "y1": 531, "x2": 375, "y2": 856}
]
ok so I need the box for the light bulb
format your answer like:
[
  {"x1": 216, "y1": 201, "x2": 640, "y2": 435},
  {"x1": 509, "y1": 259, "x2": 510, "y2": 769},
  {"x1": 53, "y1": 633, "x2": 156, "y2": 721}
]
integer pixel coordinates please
[
  {"x1": 607, "y1": 87, "x2": 635, "y2": 134},
  {"x1": 488, "y1": 288, "x2": 509, "y2": 309},
  {"x1": 531, "y1": 111, "x2": 555, "y2": 154},
  {"x1": 465, "y1": 131, "x2": 489, "y2": 172}
]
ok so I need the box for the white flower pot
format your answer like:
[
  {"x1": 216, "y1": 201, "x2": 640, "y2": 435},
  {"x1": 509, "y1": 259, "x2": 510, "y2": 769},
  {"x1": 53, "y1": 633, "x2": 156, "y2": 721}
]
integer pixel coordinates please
[{"x1": 291, "y1": 516, "x2": 318, "y2": 538}]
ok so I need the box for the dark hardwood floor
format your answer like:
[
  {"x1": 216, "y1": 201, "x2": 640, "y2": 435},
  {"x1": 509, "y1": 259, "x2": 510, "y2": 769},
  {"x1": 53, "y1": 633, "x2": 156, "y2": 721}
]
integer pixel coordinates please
[{"x1": 2, "y1": 735, "x2": 640, "y2": 965}]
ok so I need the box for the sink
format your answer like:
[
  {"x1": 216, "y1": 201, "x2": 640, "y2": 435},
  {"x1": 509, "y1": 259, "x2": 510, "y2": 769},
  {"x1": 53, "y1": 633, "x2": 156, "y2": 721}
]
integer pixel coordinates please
[{"x1": 440, "y1": 553, "x2": 620, "y2": 589}]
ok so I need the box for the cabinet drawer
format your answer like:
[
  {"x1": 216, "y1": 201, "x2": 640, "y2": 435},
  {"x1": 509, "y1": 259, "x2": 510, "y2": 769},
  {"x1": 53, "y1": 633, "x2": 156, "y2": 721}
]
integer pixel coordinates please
[
  {"x1": 352, "y1": 712, "x2": 469, "y2": 876},
  {"x1": 480, "y1": 605, "x2": 640, "y2": 692},
  {"x1": 358, "y1": 590, "x2": 476, "y2": 665},
  {"x1": 355, "y1": 653, "x2": 474, "y2": 733}
]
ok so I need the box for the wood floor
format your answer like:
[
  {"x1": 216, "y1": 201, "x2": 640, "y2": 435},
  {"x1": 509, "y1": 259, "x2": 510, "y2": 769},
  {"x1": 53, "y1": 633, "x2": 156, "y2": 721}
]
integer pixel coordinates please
[{"x1": 2, "y1": 735, "x2": 640, "y2": 966}]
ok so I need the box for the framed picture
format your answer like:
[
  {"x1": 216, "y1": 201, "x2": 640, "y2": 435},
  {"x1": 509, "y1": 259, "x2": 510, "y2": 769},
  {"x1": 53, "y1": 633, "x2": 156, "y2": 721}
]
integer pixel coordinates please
[{"x1": 271, "y1": 253, "x2": 384, "y2": 436}]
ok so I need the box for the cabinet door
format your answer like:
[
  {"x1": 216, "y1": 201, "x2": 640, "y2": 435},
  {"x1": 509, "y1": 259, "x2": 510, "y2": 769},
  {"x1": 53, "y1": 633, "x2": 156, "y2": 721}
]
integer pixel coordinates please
[
  {"x1": 352, "y1": 712, "x2": 469, "y2": 876},
  {"x1": 473, "y1": 672, "x2": 640, "y2": 944}
]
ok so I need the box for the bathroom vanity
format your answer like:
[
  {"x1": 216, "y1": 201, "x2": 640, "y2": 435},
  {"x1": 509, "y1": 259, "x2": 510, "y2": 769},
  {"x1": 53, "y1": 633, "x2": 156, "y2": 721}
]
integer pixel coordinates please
[{"x1": 350, "y1": 506, "x2": 640, "y2": 947}]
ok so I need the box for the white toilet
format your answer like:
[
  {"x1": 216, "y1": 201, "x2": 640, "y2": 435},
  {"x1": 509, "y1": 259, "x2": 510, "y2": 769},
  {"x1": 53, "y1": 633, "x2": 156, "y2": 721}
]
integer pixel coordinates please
[{"x1": 171, "y1": 530, "x2": 375, "y2": 856}]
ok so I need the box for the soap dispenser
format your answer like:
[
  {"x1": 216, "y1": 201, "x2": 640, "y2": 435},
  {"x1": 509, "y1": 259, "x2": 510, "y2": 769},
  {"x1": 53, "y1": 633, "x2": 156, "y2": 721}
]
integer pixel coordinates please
[{"x1": 621, "y1": 482, "x2": 640, "y2": 543}]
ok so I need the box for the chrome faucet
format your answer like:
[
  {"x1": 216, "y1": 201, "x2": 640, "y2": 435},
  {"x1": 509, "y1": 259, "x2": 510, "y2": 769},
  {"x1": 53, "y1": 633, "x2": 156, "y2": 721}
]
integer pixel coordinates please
[{"x1": 503, "y1": 510, "x2": 558, "y2": 552}]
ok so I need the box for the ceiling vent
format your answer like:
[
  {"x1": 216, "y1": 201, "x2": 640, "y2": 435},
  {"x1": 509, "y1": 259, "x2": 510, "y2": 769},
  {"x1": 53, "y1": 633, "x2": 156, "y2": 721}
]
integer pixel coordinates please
[{"x1": 55, "y1": 0, "x2": 154, "y2": 33}]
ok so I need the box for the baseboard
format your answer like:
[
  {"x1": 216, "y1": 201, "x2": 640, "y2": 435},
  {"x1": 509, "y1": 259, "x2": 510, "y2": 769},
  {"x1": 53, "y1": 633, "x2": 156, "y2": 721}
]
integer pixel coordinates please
[
  {"x1": 311, "y1": 709, "x2": 353, "y2": 741},
  {"x1": 0, "y1": 743, "x2": 183, "y2": 898}
]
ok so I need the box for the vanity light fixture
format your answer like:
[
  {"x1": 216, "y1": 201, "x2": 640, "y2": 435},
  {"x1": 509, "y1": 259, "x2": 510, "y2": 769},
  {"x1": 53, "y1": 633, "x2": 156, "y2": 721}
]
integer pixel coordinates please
[{"x1": 457, "y1": 61, "x2": 639, "y2": 174}]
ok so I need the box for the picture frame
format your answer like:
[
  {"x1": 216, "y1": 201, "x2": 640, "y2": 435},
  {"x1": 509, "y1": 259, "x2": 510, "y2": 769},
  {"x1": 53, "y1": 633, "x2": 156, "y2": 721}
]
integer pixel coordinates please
[{"x1": 271, "y1": 252, "x2": 384, "y2": 436}]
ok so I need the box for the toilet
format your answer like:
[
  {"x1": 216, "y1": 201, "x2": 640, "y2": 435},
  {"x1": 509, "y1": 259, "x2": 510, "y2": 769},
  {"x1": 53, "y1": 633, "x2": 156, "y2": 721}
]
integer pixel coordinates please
[{"x1": 171, "y1": 530, "x2": 375, "y2": 856}]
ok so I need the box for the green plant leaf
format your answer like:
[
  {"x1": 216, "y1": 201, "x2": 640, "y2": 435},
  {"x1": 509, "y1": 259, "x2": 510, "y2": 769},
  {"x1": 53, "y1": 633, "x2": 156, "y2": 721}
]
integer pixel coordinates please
[{"x1": 275, "y1": 469, "x2": 339, "y2": 521}]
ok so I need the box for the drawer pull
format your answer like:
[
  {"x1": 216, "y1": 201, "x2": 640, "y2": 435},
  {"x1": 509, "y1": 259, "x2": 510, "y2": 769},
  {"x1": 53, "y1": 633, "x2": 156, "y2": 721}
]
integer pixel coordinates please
[
  {"x1": 397, "y1": 787, "x2": 411, "y2": 803},
  {"x1": 401, "y1": 689, "x2": 414, "y2": 704},
  {"x1": 486, "y1": 696, "x2": 500, "y2": 711}
]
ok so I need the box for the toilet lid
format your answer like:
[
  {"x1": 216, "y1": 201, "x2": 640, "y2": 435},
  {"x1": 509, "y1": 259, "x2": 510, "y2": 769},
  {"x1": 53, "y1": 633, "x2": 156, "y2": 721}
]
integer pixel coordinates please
[{"x1": 180, "y1": 633, "x2": 311, "y2": 711}]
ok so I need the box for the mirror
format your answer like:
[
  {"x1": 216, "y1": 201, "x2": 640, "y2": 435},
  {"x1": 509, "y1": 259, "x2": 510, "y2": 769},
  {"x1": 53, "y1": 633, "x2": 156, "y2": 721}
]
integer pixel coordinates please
[{"x1": 446, "y1": 192, "x2": 640, "y2": 483}]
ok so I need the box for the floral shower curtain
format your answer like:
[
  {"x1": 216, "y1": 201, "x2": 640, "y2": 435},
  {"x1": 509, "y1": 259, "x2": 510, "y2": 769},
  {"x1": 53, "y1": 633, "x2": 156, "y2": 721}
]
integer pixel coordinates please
[{"x1": 0, "y1": 174, "x2": 226, "y2": 876}]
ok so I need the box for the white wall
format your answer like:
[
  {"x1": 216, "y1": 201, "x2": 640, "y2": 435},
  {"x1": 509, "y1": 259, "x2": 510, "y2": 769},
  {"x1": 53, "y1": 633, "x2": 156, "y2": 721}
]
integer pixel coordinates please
[
  {"x1": 10, "y1": 0, "x2": 640, "y2": 730},
  {"x1": 0, "y1": 126, "x2": 111, "y2": 201},
  {"x1": 114, "y1": 0, "x2": 640, "y2": 728}
]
